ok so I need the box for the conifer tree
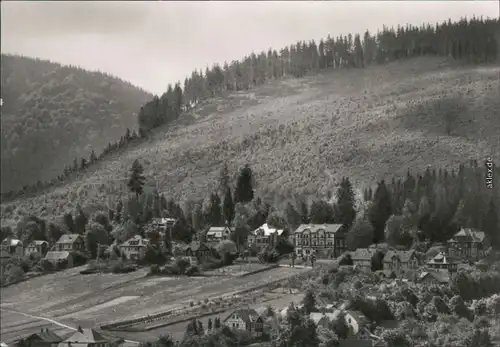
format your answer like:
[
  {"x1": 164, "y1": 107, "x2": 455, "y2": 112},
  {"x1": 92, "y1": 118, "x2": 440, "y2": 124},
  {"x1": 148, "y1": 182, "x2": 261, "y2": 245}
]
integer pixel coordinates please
[
  {"x1": 127, "y1": 159, "x2": 146, "y2": 200},
  {"x1": 368, "y1": 180, "x2": 393, "y2": 243},
  {"x1": 223, "y1": 188, "x2": 235, "y2": 225},
  {"x1": 336, "y1": 177, "x2": 357, "y2": 226},
  {"x1": 234, "y1": 164, "x2": 254, "y2": 203}
]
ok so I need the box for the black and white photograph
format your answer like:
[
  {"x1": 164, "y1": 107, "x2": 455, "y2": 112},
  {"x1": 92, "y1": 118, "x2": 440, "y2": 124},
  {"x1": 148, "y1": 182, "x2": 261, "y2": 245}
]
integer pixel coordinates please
[{"x1": 0, "y1": 1, "x2": 499, "y2": 346}]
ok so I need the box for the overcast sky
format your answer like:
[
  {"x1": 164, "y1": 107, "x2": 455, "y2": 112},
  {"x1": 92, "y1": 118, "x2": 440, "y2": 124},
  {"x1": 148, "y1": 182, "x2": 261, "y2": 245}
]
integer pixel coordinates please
[{"x1": 1, "y1": 1, "x2": 498, "y2": 95}]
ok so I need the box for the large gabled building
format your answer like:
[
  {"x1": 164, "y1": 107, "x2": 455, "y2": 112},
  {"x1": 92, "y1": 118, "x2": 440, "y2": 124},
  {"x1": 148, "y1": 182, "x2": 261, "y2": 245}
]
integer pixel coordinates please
[
  {"x1": 447, "y1": 228, "x2": 489, "y2": 260},
  {"x1": 291, "y1": 224, "x2": 347, "y2": 258}
]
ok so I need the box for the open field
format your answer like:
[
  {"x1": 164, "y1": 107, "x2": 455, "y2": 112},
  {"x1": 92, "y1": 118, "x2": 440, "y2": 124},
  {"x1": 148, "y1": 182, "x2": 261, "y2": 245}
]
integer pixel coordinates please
[
  {"x1": 0, "y1": 265, "x2": 308, "y2": 342},
  {"x1": 1, "y1": 57, "x2": 499, "y2": 223}
]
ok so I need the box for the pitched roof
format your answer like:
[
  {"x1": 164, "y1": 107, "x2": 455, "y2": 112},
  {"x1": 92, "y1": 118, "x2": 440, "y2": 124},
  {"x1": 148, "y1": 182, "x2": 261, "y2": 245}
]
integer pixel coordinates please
[
  {"x1": 44, "y1": 251, "x2": 71, "y2": 260},
  {"x1": 56, "y1": 234, "x2": 82, "y2": 244},
  {"x1": 24, "y1": 329, "x2": 62, "y2": 343},
  {"x1": 426, "y1": 252, "x2": 456, "y2": 265},
  {"x1": 207, "y1": 226, "x2": 232, "y2": 237},
  {"x1": 27, "y1": 240, "x2": 49, "y2": 247},
  {"x1": 1, "y1": 238, "x2": 22, "y2": 247},
  {"x1": 450, "y1": 228, "x2": 486, "y2": 243},
  {"x1": 62, "y1": 328, "x2": 108, "y2": 343},
  {"x1": 350, "y1": 248, "x2": 375, "y2": 261},
  {"x1": 251, "y1": 224, "x2": 284, "y2": 236},
  {"x1": 294, "y1": 224, "x2": 344, "y2": 234},
  {"x1": 383, "y1": 250, "x2": 416, "y2": 263},
  {"x1": 419, "y1": 269, "x2": 450, "y2": 284},
  {"x1": 345, "y1": 310, "x2": 369, "y2": 324},
  {"x1": 225, "y1": 308, "x2": 261, "y2": 323},
  {"x1": 309, "y1": 312, "x2": 337, "y2": 325},
  {"x1": 120, "y1": 235, "x2": 149, "y2": 247}
]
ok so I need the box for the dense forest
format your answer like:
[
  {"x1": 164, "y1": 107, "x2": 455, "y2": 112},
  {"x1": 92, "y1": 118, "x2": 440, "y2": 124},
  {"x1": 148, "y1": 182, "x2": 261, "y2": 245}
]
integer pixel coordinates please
[
  {"x1": 0, "y1": 54, "x2": 152, "y2": 194},
  {"x1": 1, "y1": 16, "x2": 497, "y2": 203}
]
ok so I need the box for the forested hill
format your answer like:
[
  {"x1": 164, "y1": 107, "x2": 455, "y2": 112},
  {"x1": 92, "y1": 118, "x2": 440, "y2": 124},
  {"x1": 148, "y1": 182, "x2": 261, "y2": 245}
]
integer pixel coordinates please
[
  {"x1": 137, "y1": 17, "x2": 498, "y2": 134},
  {"x1": 0, "y1": 54, "x2": 153, "y2": 193}
]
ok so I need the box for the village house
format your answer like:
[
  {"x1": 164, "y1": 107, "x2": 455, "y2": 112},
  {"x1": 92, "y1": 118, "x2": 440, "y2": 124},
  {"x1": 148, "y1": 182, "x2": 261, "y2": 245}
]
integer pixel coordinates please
[
  {"x1": 182, "y1": 241, "x2": 213, "y2": 261},
  {"x1": 418, "y1": 270, "x2": 451, "y2": 286},
  {"x1": 223, "y1": 308, "x2": 264, "y2": 337},
  {"x1": 426, "y1": 252, "x2": 458, "y2": 272},
  {"x1": 18, "y1": 328, "x2": 63, "y2": 347},
  {"x1": 309, "y1": 312, "x2": 337, "y2": 329},
  {"x1": 351, "y1": 248, "x2": 376, "y2": 269},
  {"x1": 447, "y1": 228, "x2": 490, "y2": 260},
  {"x1": 55, "y1": 234, "x2": 84, "y2": 252},
  {"x1": 292, "y1": 224, "x2": 347, "y2": 258},
  {"x1": 0, "y1": 238, "x2": 24, "y2": 258},
  {"x1": 119, "y1": 235, "x2": 149, "y2": 260},
  {"x1": 383, "y1": 250, "x2": 420, "y2": 274},
  {"x1": 205, "y1": 226, "x2": 232, "y2": 245},
  {"x1": 344, "y1": 310, "x2": 371, "y2": 339},
  {"x1": 43, "y1": 251, "x2": 74, "y2": 269},
  {"x1": 24, "y1": 240, "x2": 49, "y2": 257},
  {"x1": 152, "y1": 217, "x2": 176, "y2": 237},
  {"x1": 57, "y1": 326, "x2": 123, "y2": 347},
  {"x1": 247, "y1": 223, "x2": 285, "y2": 250}
]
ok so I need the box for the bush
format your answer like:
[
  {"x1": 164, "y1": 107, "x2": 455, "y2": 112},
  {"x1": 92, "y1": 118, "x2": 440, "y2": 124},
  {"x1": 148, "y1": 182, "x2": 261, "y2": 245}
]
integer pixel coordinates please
[
  {"x1": 71, "y1": 251, "x2": 89, "y2": 266},
  {"x1": 200, "y1": 257, "x2": 223, "y2": 271},
  {"x1": 258, "y1": 246, "x2": 280, "y2": 263},
  {"x1": 186, "y1": 265, "x2": 199, "y2": 276}
]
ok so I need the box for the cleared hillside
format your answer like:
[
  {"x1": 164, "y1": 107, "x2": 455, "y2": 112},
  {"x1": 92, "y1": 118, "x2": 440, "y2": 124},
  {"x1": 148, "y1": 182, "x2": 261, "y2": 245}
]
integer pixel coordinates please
[
  {"x1": 1, "y1": 57, "x2": 499, "y2": 224},
  {"x1": 0, "y1": 54, "x2": 153, "y2": 192}
]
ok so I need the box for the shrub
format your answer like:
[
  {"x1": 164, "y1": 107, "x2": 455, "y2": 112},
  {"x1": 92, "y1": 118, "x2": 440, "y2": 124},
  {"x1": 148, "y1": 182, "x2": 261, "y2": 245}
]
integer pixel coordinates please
[
  {"x1": 71, "y1": 251, "x2": 89, "y2": 266},
  {"x1": 185, "y1": 265, "x2": 199, "y2": 276}
]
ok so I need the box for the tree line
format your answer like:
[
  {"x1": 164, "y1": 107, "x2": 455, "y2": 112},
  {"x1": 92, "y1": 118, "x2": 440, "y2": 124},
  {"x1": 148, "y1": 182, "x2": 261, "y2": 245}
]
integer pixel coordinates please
[{"x1": 138, "y1": 16, "x2": 498, "y2": 134}]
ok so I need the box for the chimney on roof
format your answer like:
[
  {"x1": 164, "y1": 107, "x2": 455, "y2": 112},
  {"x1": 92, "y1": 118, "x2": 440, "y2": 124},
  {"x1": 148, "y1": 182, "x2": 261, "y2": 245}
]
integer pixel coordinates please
[{"x1": 77, "y1": 326, "x2": 83, "y2": 333}]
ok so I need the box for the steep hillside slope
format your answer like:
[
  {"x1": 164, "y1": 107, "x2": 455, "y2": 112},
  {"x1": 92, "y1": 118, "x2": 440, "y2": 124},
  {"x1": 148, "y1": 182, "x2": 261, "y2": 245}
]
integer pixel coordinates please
[
  {"x1": 1, "y1": 58, "x2": 499, "y2": 223},
  {"x1": 0, "y1": 54, "x2": 153, "y2": 192}
]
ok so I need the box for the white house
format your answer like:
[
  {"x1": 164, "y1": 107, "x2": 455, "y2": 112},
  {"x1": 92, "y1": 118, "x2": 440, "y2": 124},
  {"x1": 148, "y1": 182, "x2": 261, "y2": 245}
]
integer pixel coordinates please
[
  {"x1": 247, "y1": 223, "x2": 285, "y2": 250},
  {"x1": 344, "y1": 310, "x2": 370, "y2": 337},
  {"x1": 119, "y1": 235, "x2": 149, "y2": 260},
  {"x1": 205, "y1": 226, "x2": 232, "y2": 245}
]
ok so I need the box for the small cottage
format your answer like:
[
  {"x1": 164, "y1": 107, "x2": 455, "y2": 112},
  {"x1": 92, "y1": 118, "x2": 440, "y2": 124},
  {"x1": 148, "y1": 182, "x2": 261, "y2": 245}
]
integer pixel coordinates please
[
  {"x1": 182, "y1": 241, "x2": 213, "y2": 261},
  {"x1": 350, "y1": 249, "x2": 376, "y2": 269},
  {"x1": 344, "y1": 310, "x2": 370, "y2": 336},
  {"x1": 426, "y1": 252, "x2": 458, "y2": 272},
  {"x1": 0, "y1": 238, "x2": 24, "y2": 258},
  {"x1": 18, "y1": 328, "x2": 62, "y2": 347},
  {"x1": 418, "y1": 270, "x2": 450, "y2": 285},
  {"x1": 224, "y1": 308, "x2": 264, "y2": 337},
  {"x1": 383, "y1": 249, "x2": 420, "y2": 274},
  {"x1": 44, "y1": 251, "x2": 74, "y2": 269},
  {"x1": 205, "y1": 226, "x2": 232, "y2": 245},
  {"x1": 25, "y1": 240, "x2": 49, "y2": 257},
  {"x1": 57, "y1": 326, "x2": 122, "y2": 347},
  {"x1": 309, "y1": 312, "x2": 336, "y2": 329},
  {"x1": 55, "y1": 234, "x2": 84, "y2": 252}
]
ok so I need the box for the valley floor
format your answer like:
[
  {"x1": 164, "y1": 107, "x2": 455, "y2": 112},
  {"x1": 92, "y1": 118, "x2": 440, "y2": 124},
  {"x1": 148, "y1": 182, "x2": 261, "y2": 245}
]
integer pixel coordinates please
[{"x1": 0, "y1": 264, "x2": 308, "y2": 343}]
